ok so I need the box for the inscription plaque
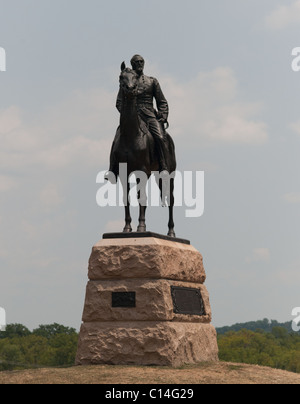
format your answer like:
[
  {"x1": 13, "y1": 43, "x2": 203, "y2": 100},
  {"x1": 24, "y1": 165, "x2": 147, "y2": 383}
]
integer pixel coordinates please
[
  {"x1": 112, "y1": 292, "x2": 136, "y2": 308},
  {"x1": 171, "y1": 286, "x2": 205, "y2": 316}
]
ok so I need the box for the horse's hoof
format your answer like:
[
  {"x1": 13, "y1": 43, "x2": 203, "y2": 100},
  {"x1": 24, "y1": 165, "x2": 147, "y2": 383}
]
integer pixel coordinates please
[
  {"x1": 123, "y1": 227, "x2": 132, "y2": 233},
  {"x1": 168, "y1": 230, "x2": 176, "y2": 238},
  {"x1": 137, "y1": 225, "x2": 146, "y2": 233}
]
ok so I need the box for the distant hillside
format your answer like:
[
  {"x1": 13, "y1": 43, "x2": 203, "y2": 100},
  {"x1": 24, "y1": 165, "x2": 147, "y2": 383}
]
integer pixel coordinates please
[{"x1": 216, "y1": 318, "x2": 293, "y2": 335}]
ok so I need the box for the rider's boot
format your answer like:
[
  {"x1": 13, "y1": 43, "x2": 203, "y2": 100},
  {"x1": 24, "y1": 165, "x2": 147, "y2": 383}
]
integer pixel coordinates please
[{"x1": 156, "y1": 138, "x2": 169, "y2": 179}]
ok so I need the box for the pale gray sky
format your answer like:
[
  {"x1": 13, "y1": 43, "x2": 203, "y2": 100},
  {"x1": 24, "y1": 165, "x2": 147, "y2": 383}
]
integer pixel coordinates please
[{"x1": 0, "y1": 0, "x2": 300, "y2": 330}]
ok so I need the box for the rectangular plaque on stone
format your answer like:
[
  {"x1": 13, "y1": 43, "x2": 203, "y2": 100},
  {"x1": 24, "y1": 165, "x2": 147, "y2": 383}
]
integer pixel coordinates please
[
  {"x1": 112, "y1": 292, "x2": 136, "y2": 308},
  {"x1": 171, "y1": 286, "x2": 206, "y2": 316}
]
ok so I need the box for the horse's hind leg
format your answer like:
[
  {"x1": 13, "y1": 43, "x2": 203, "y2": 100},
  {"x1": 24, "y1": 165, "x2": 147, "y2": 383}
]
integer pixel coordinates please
[
  {"x1": 137, "y1": 177, "x2": 147, "y2": 233},
  {"x1": 124, "y1": 205, "x2": 132, "y2": 233},
  {"x1": 157, "y1": 174, "x2": 175, "y2": 237},
  {"x1": 168, "y1": 178, "x2": 176, "y2": 238}
]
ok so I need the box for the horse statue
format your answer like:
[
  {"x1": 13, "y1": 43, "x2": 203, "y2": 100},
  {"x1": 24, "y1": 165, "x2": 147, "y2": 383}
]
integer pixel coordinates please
[{"x1": 107, "y1": 63, "x2": 177, "y2": 237}]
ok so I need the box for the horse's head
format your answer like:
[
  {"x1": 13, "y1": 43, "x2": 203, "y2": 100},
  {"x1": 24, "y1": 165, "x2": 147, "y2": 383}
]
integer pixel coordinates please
[{"x1": 119, "y1": 62, "x2": 138, "y2": 97}]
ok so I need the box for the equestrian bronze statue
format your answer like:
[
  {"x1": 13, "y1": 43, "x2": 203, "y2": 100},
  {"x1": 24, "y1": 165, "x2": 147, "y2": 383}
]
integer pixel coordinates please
[{"x1": 105, "y1": 55, "x2": 177, "y2": 237}]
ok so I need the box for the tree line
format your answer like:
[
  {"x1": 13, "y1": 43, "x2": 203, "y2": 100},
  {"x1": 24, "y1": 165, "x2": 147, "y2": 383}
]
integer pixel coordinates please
[
  {"x1": 0, "y1": 323, "x2": 78, "y2": 371},
  {"x1": 216, "y1": 318, "x2": 294, "y2": 335},
  {"x1": 218, "y1": 326, "x2": 300, "y2": 373}
]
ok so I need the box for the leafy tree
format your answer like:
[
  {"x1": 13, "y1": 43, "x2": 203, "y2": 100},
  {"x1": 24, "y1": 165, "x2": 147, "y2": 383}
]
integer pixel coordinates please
[
  {"x1": 32, "y1": 323, "x2": 77, "y2": 339},
  {"x1": 19, "y1": 335, "x2": 53, "y2": 367},
  {"x1": 49, "y1": 334, "x2": 79, "y2": 366},
  {"x1": 218, "y1": 327, "x2": 300, "y2": 373},
  {"x1": 0, "y1": 323, "x2": 78, "y2": 370},
  {"x1": 0, "y1": 324, "x2": 31, "y2": 339},
  {"x1": 0, "y1": 343, "x2": 24, "y2": 371}
]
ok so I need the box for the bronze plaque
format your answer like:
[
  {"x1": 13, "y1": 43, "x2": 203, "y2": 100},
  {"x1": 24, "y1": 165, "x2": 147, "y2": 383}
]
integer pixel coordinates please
[
  {"x1": 112, "y1": 292, "x2": 136, "y2": 308},
  {"x1": 171, "y1": 286, "x2": 205, "y2": 316}
]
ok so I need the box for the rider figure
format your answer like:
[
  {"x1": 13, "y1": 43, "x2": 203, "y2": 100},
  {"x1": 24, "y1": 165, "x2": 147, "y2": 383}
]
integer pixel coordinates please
[{"x1": 106, "y1": 55, "x2": 169, "y2": 182}]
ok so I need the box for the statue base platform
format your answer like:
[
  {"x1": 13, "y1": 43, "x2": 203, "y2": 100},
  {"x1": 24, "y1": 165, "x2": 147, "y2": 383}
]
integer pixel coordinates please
[
  {"x1": 103, "y1": 231, "x2": 190, "y2": 245},
  {"x1": 76, "y1": 234, "x2": 219, "y2": 367},
  {"x1": 76, "y1": 322, "x2": 218, "y2": 367}
]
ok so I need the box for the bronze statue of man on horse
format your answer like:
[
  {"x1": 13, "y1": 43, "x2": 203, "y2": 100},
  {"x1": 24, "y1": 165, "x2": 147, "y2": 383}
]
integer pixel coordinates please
[{"x1": 105, "y1": 55, "x2": 177, "y2": 237}]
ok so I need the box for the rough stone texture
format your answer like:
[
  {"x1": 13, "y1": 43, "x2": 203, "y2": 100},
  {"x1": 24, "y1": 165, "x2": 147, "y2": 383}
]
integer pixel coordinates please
[
  {"x1": 88, "y1": 237, "x2": 206, "y2": 284},
  {"x1": 76, "y1": 236, "x2": 218, "y2": 367},
  {"x1": 82, "y1": 279, "x2": 212, "y2": 323},
  {"x1": 76, "y1": 322, "x2": 219, "y2": 367}
]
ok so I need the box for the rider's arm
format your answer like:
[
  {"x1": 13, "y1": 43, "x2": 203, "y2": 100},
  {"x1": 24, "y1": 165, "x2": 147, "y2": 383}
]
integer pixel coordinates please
[{"x1": 153, "y1": 78, "x2": 169, "y2": 122}]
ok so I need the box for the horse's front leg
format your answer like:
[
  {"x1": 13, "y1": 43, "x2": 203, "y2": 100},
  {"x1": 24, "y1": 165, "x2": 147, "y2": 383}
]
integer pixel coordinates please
[
  {"x1": 124, "y1": 205, "x2": 132, "y2": 233},
  {"x1": 137, "y1": 205, "x2": 147, "y2": 232},
  {"x1": 122, "y1": 179, "x2": 132, "y2": 233},
  {"x1": 137, "y1": 177, "x2": 147, "y2": 233}
]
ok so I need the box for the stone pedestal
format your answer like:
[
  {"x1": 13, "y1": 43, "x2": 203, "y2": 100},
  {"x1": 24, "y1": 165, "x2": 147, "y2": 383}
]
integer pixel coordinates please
[{"x1": 76, "y1": 235, "x2": 219, "y2": 367}]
